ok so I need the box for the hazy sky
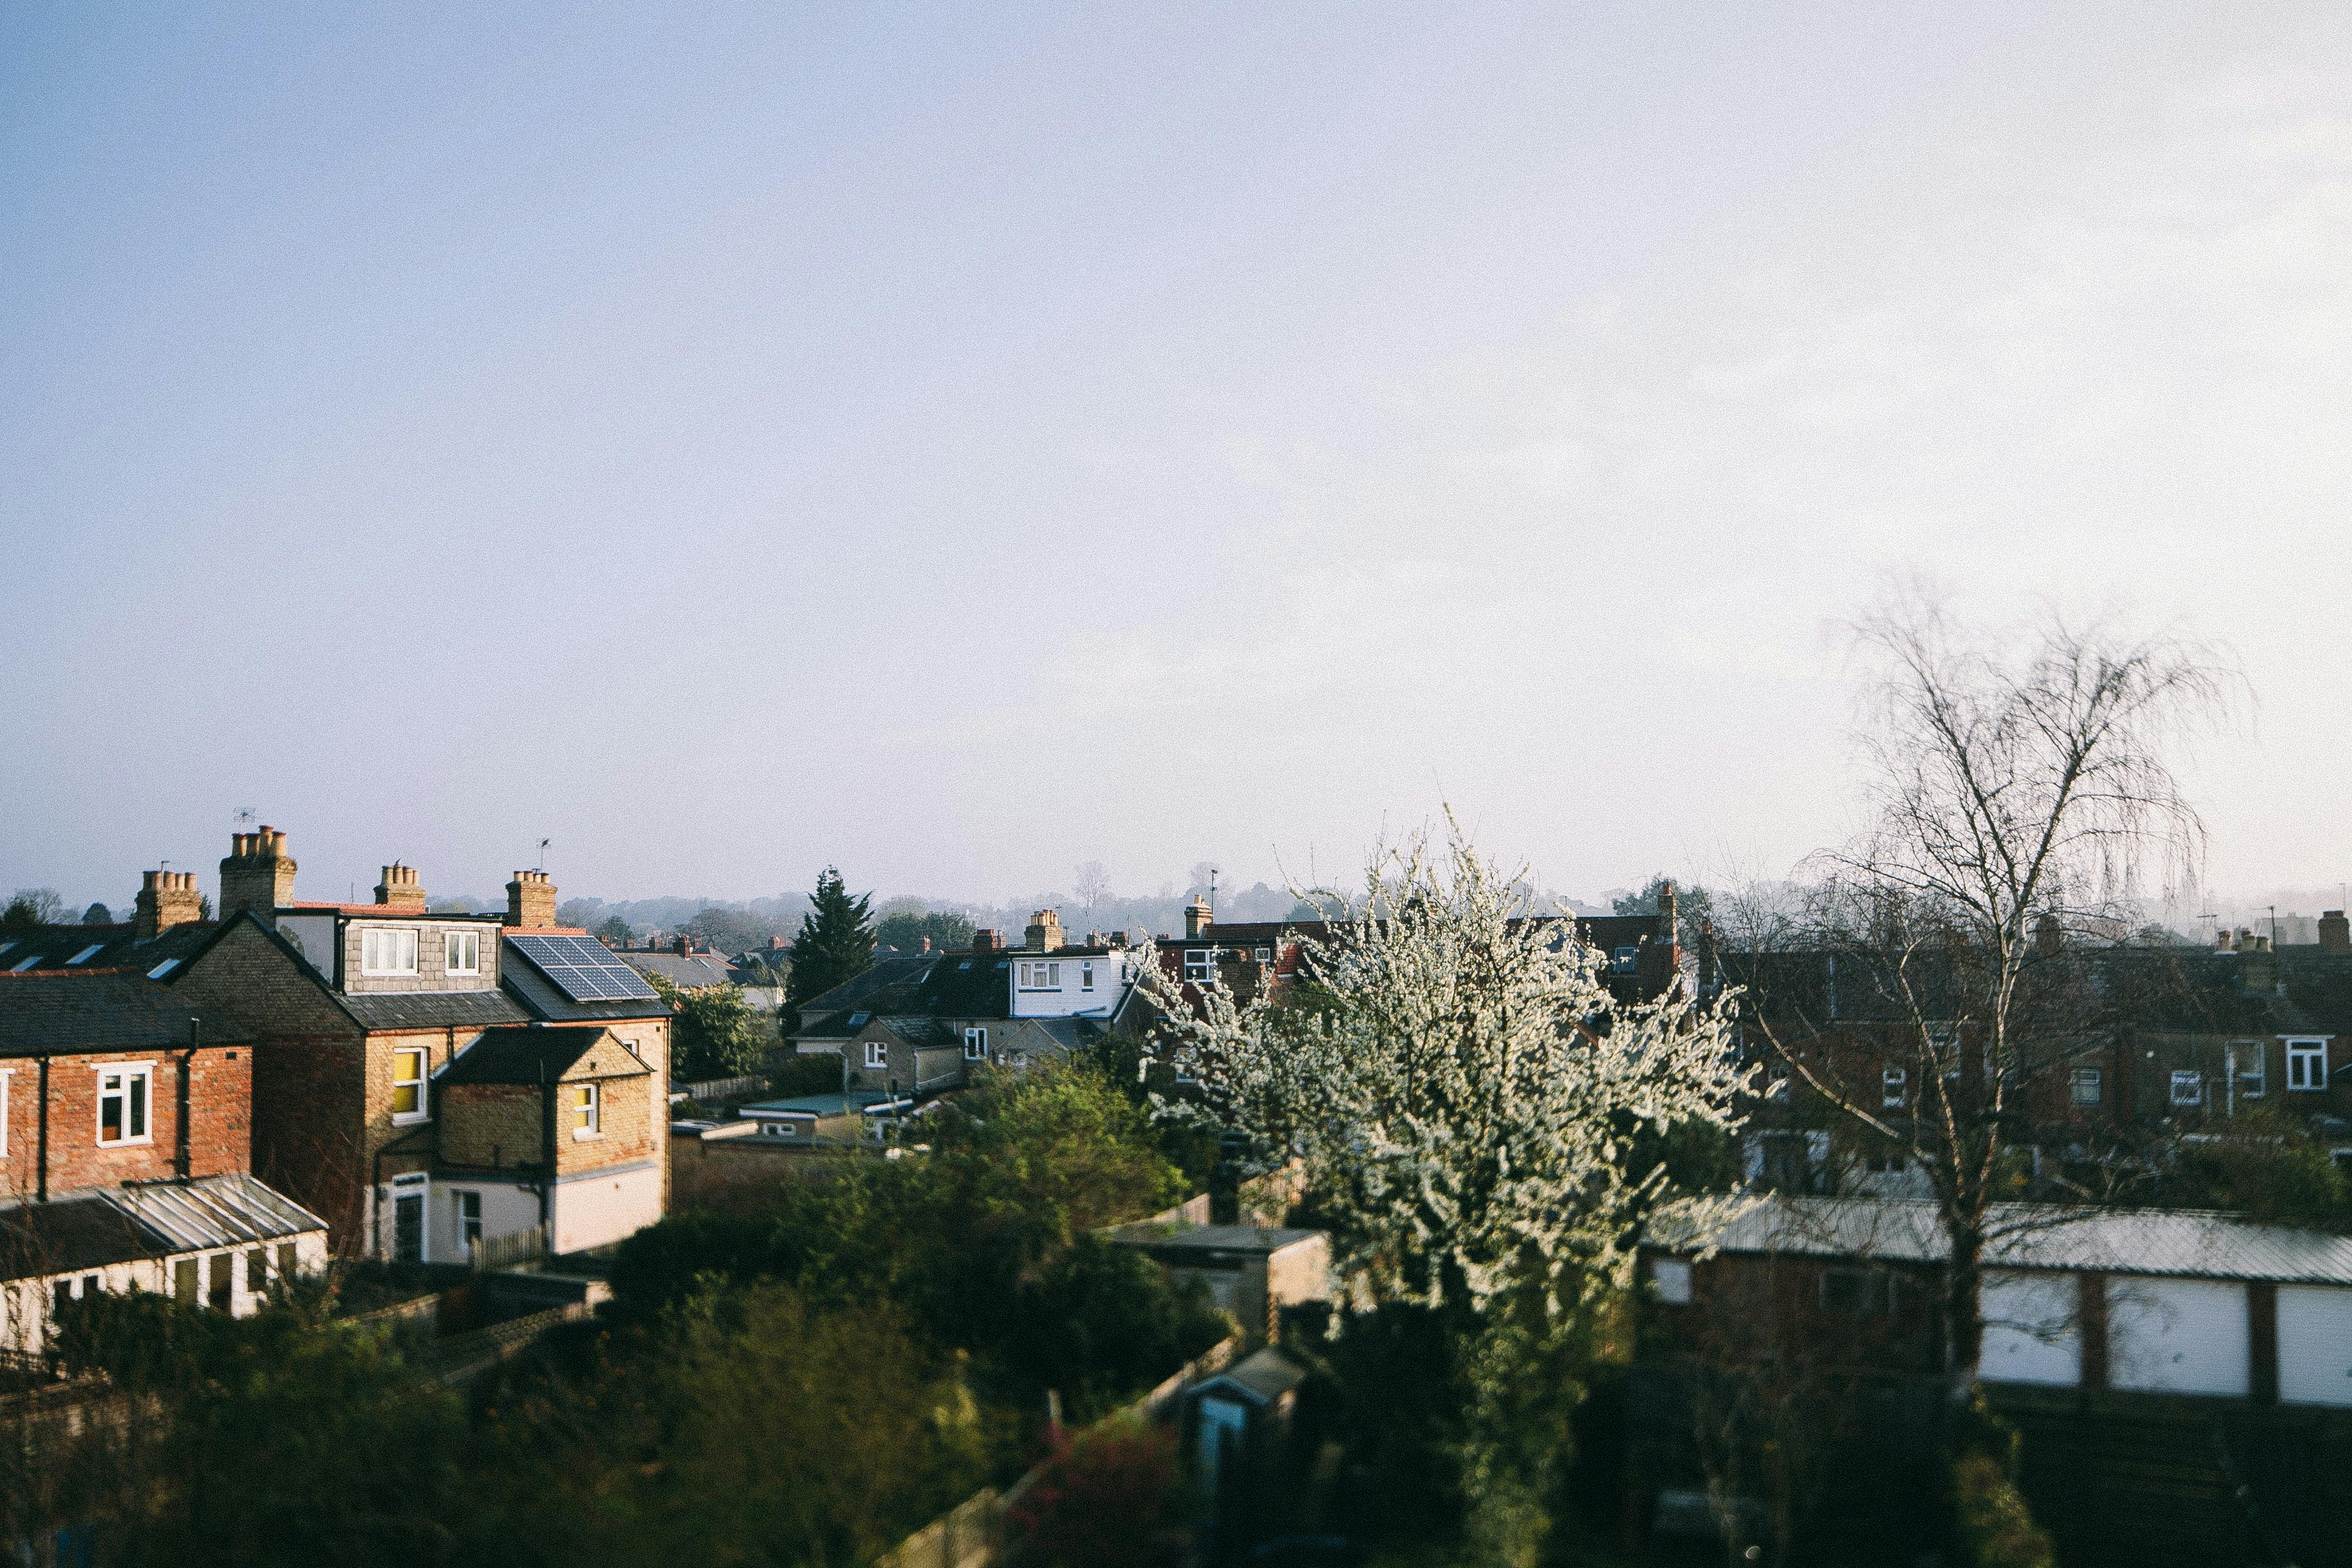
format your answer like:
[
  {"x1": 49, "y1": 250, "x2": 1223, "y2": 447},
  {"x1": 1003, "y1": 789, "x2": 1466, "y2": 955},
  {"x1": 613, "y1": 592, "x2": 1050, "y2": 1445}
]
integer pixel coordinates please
[{"x1": 5, "y1": 4, "x2": 2349, "y2": 913}]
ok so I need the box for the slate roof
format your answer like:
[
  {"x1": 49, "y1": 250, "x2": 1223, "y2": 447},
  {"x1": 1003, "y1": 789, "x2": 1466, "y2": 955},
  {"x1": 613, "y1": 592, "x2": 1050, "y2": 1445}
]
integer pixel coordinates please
[
  {"x1": 0, "y1": 1173, "x2": 327, "y2": 1280},
  {"x1": 620, "y1": 952, "x2": 744, "y2": 989},
  {"x1": 341, "y1": 989, "x2": 532, "y2": 1032},
  {"x1": 437, "y1": 1025, "x2": 647, "y2": 1086},
  {"x1": 793, "y1": 956, "x2": 941, "y2": 1019},
  {"x1": 1646, "y1": 1194, "x2": 2352, "y2": 1287},
  {"x1": 0, "y1": 920, "x2": 225, "y2": 981},
  {"x1": 0, "y1": 970, "x2": 244, "y2": 1056},
  {"x1": 909, "y1": 953, "x2": 1011, "y2": 1018}
]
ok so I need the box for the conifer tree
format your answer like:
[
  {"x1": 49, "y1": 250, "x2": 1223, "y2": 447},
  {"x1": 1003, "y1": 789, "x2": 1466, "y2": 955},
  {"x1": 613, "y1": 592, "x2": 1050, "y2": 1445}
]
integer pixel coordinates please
[{"x1": 787, "y1": 866, "x2": 876, "y2": 1015}]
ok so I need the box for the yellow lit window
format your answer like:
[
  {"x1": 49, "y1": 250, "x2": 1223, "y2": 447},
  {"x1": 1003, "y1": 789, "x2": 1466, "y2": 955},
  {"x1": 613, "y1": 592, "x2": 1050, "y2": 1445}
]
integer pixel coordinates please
[
  {"x1": 391, "y1": 1050, "x2": 426, "y2": 1120},
  {"x1": 571, "y1": 1082, "x2": 600, "y2": 1139}
]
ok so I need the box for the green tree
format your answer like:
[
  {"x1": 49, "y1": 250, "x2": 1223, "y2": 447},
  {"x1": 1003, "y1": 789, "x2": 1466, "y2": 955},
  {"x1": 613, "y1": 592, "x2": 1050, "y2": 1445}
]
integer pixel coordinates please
[
  {"x1": 1612, "y1": 872, "x2": 1714, "y2": 948},
  {"x1": 592, "y1": 914, "x2": 631, "y2": 947},
  {"x1": 647, "y1": 973, "x2": 768, "y2": 1081},
  {"x1": 876, "y1": 907, "x2": 976, "y2": 953},
  {"x1": 82, "y1": 901, "x2": 113, "y2": 924},
  {"x1": 787, "y1": 866, "x2": 875, "y2": 1014}
]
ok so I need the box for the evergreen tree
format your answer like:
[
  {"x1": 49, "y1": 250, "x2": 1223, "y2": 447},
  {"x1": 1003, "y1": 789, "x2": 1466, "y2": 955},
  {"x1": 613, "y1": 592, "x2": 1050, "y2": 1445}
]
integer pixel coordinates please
[{"x1": 787, "y1": 866, "x2": 875, "y2": 1014}]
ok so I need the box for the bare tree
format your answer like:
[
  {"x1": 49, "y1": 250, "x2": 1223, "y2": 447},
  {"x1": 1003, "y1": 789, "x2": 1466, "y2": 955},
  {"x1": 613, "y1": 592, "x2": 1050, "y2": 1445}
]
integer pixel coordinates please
[
  {"x1": 1073, "y1": 861, "x2": 1110, "y2": 925},
  {"x1": 1739, "y1": 589, "x2": 2237, "y2": 1390}
]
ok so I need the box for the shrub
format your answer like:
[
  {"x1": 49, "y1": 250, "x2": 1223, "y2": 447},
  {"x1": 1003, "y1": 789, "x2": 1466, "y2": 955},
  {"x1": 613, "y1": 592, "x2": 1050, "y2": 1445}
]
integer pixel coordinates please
[{"x1": 1006, "y1": 1419, "x2": 1191, "y2": 1568}]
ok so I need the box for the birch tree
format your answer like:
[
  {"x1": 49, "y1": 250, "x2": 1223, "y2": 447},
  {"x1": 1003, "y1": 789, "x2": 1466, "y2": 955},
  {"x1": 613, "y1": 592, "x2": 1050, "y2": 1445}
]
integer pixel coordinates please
[{"x1": 1742, "y1": 590, "x2": 2236, "y2": 1389}]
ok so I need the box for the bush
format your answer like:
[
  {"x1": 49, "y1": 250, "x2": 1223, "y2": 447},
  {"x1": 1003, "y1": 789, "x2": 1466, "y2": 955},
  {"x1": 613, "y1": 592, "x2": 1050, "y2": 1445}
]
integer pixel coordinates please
[
  {"x1": 769, "y1": 1051, "x2": 845, "y2": 1096},
  {"x1": 1952, "y1": 1453, "x2": 2056, "y2": 1568},
  {"x1": 1006, "y1": 1419, "x2": 1192, "y2": 1568}
]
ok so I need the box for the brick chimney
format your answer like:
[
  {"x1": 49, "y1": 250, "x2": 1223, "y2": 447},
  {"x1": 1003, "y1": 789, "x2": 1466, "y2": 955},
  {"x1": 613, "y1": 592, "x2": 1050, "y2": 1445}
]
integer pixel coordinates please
[
  {"x1": 1184, "y1": 896, "x2": 1212, "y2": 939},
  {"x1": 1025, "y1": 909, "x2": 1065, "y2": 952},
  {"x1": 673, "y1": 935, "x2": 690, "y2": 955},
  {"x1": 219, "y1": 827, "x2": 296, "y2": 923},
  {"x1": 2320, "y1": 911, "x2": 2350, "y2": 956},
  {"x1": 973, "y1": 928, "x2": 1001, "y2": 953},
  {"x1": 505, "y1": 869, "x2": 556, "y2": 928},
  {"x1": 374, "y1": 862, "x2": 426, "y2": 911},
  {"x1": 2034, "y1": 911, "x2": 2064, "y2": 959},
  {"x1": 1109, "y1": 930, "x2": 1128, "y2": 948},
  {"x1": 133, "y1": 870, "x2": 203, "y2": 939}
]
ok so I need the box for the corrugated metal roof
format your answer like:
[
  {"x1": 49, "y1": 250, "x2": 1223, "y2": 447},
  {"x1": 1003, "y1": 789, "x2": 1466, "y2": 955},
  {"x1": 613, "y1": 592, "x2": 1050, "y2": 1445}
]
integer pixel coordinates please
[
  {"x1": 1647, "y1": 1195, "x2": 2352, "y2": 1287},
  {"x1": 1, "y1": 1174, "x2": 327, "y2": 1279}
]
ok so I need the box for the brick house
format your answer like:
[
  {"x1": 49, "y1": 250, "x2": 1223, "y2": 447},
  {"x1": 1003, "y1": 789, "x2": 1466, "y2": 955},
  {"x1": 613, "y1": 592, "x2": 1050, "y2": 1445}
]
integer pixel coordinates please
[
  {"x1": 418, "y1": 1023, "x2": 660, "y2": 1259},
  {"x1": 789, "y1": 911, "x2": 1141, "y2": 1113},
  {"x1": 0, "y1": 964, "x2": 329, "y2": 1354},
  {"x1": 27, "y1": 828, "x2": 674, "y2": 1263}
]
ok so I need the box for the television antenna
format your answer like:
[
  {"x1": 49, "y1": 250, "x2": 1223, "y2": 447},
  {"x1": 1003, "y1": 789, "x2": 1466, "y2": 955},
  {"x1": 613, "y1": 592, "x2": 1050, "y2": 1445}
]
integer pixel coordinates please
[{"x1": 535, "y1": 838, "x2": 549, "y2": 873}]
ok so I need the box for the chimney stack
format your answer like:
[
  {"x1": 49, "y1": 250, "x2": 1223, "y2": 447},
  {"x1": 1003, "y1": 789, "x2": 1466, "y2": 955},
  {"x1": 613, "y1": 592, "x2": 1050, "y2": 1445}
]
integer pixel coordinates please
[
  {"x1": 506, "y1": 869, "x2": 557, "y2": 929},
  {"x1": 134, "y1": 869, "x2": 204, "y2": 940},
  {"x1": 973, "y1": 928, "x2": 1001, "y2": 953},
  {"x1": 674, "y1": 935, "x2": 690, "y2": 955},
  {"x1": 1109, "y1": 930, "x2": 1128, "y2": 948},
  {"x1": 374, "y1": 862, "x2": 426, "y2": 911},
  {"x1": 2320, "y1": 911, "x2": 2350, "y2": 956},
  {"x1": 218, "y1": 827, "x2": 297, "y2": 923},
  {"x1": 2034, "y1": 911, "x2": 2064, "y2": 959},
  {"x1": 1184, "y1": 896, "x2": 1212, "y2": 939},
  {"x1": 1025, "y1": 909, "x2": 1065, "y2": 952}
]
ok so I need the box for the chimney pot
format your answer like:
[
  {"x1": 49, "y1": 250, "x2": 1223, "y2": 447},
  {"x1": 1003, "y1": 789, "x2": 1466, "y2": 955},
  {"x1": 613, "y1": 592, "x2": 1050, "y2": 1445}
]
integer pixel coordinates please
[
  {"x1": 219, "y1": 827, "x2": 295, "y2": 923},
  {"x1": 506, "y1": 870, "x2": 559, "y2": 928},
  {"x1": 1184, "y1": 896, "x2": 1212, "y2": 939}
]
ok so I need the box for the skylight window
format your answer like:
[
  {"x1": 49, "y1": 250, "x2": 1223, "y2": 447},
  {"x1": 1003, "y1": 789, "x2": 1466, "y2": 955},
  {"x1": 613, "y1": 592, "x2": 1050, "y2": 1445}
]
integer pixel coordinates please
[
  {"x1": 65, "y1": 944, "x2": 105, "y2": 967},
  {"x1": 147, "y1": 959, "x2": 181, "y2": 980},
  {"x1": 0, "y1": 942, "x2": 15, "y2": 957},
  {"x1": 8, "y1": 955, "x2": 39, "y2": 973},
  {"x1": 848, "y1": 1011, "x2": 871, "y2": 1028}
]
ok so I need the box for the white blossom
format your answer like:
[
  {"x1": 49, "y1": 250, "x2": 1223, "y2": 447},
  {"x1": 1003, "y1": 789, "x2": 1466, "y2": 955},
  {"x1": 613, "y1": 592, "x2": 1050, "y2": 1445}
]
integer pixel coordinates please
[{"x1": 1140, "y1": 819, "x2": 1754, "y2": 1318}]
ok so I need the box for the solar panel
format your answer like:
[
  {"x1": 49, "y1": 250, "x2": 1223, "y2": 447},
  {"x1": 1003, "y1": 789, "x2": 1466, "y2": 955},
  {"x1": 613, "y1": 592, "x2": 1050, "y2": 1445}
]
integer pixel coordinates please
[{"x1": 509, "y1": 934, "x2": 660, "y2": 1003}]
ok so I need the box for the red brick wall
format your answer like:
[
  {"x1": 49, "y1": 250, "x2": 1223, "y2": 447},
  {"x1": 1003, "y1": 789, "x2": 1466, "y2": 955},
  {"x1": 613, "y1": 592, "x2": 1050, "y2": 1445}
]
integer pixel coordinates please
[{"x1": 0, "y1": 1047, "x2": 252, "y2": 1198}]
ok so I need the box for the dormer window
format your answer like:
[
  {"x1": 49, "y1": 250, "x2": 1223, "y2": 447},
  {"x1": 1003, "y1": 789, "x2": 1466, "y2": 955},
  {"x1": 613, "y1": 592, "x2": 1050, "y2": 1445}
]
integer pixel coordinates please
[
  {"x1": 445, "y1": 930, "x2": 481, "y2": 975},
  {"x1": 1017, "y1": 962, "x2": 1061, "y2": 991},
  {"x1": 361, "y1": 928, "x2": 419, "y2": 976}
]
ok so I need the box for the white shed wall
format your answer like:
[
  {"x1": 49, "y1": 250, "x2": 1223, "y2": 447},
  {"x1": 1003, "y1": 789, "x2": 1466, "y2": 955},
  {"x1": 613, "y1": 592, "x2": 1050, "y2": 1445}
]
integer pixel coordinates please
[
  {"x1": 1980, "y1": 1270, "x2": 2080, "y2": 1387},
  {"x1": 2278, "y1": 1285, "x2": 2352, "y2": 1408},
  {"x1": 2108, "y1": 1277, "x2": 2249, "y2": 1396}
]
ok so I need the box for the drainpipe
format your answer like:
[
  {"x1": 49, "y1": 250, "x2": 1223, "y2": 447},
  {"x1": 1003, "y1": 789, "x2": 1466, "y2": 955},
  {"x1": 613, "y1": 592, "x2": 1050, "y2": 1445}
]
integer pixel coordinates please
[
  {"x1": 178, "y1": 1017, "x2": 198, "y2": 1181},
  {"x1": 35, "y1": 1055, "x2": 49, "y2": 1203},
  {"x1": 537, "y1": 1060, "x2": 556, "y2": 1241}
]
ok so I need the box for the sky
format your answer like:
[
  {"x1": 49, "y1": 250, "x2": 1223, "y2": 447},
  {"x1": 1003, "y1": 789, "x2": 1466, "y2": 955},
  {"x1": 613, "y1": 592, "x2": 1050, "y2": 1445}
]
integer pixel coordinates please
[{"x1": 4, "y1": 3, "x2": 2350, "y2": 914}]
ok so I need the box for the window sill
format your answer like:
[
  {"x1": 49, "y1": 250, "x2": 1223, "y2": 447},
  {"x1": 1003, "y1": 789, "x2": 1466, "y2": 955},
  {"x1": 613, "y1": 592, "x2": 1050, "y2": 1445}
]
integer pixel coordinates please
[
  {"x1": 96, "y1": 1136, "x2": 154, "y2": 1149},
  {"x1": 572, "y1": 1130, "x2": 602, "y2": 1142},
  {"x1": 391, "y1": 1112, "x2": 431, "y2": 1126}
]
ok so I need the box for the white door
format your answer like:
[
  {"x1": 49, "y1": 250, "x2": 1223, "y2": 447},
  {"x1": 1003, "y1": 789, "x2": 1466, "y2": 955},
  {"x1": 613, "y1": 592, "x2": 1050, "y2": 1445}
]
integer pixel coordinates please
[
  {"x1": 2278, "y1": 1285, "x2": 2352, "y2": 1407},
  {"x1": 2107, "y1": 1277, "x2": 2248, "y2": 1396}
]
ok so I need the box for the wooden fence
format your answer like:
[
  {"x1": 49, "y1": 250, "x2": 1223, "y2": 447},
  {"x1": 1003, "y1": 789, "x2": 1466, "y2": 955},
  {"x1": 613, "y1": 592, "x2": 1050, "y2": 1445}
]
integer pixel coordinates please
[
  {"x1": 874, "y1": 1334, "x2": 1241, "y2": 1568},
  {"x1": 469, "y1": 1222, "x2": 549, "y2": 1273}
]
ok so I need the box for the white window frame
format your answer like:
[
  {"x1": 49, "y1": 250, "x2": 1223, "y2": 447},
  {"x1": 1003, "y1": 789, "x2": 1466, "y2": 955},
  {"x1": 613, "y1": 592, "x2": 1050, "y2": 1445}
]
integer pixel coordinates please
[
  {"x1": 359, "y1": 927, "x2": 420, "y2": 976},
  {"x1": 1651, "y1": 1258, "x2": 1694, "y2": 1305},
  {"x1": 2070, "y1": 1067, "x2": 2102, "y2": 1106},
  {"x1": 454, "y1": 1190, "x2": 482, "y2": 1250},
  {"x1": 1017, "y1": 961, "x2": 1061, "y2": 991},
  {"x1": 2287, "y1": 1038, "x2": 2329, "y2": 1092},
  {"x1": 570, "y1": 1082, "x2": 601, "y2": 1140},
  {"x1": 2170, "y1": 1069, "x2": 2205, "y2": 1107},
  {"x1": 864, "y1": 1040, "x2": 888, "y2": 1070},
  {"x1": 1882, "y1": 1065, "x2": 1907, "y2": 1109},
  {"x1": 2233, "y1": 1041, "x2": 2265, "y2": 1099},
  {"x1": 1254, "y1": 946, "x2": 1272, "y2": 963},
  {"x1": 390, "y1": 1048, "x2": 429, "y2": 1124},
  {"x1": 95, "y1": 1062, "x2": 155, "y2": 1146},
  {"x1": 964, "y1": 1027, "x2": 987, "y2": 1062},
  {"x1": 1080, "y1": 962, "x2": 1094, "y2": 992},
  {"x1": 444, "y1": 929, "x2": 481, "y2": 976},
  {"x1": 1183, "y1": 949, "x2": 1215, "y2": 982}
]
